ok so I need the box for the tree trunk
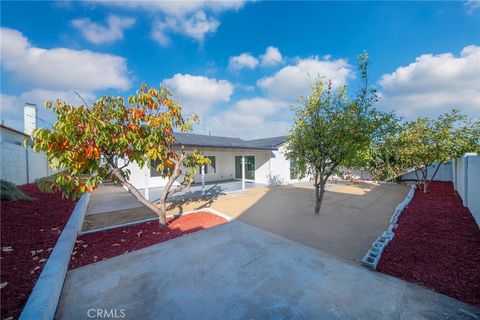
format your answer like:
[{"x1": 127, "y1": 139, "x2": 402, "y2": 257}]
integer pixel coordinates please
[
  {"x1": 111, "y1": 167, "x2": 166, "y2": 226},
  {"x1": 420, "y1": 167, "x2": 429, "y2": 193},
  {"x1": 423, "y1": 181, "x2": 428, "y2": 193},
  {"x1": 314, "y1": 179, "x2": 327, "y2": 215}
]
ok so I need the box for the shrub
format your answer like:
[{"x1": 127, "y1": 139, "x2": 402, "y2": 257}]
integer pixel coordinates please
[{"x1": 0, "y1": 180, "x2": 32, "y2": 201}]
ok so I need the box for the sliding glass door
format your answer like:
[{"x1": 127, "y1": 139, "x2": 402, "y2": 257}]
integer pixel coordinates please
[{"x1": 235, "y1": 156, "x2": 255, "y2": 180}]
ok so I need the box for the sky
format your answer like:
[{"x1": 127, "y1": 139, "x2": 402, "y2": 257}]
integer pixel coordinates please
[{"x1": 1, "y1": 0, "x2": 479, "y2": 139}]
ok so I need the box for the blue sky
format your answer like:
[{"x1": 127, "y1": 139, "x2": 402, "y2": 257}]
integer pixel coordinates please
[{"x1": 1, "y1": 1, "x2": 479, "y2": 138}]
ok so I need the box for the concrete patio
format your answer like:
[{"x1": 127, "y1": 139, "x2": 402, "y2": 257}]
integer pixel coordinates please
[
  {"x1": 139, "y1": 179, "x2": 264, "y2": 203},
  {"x1": 57, "y1": 221, "x2": 479, "y2": 319}
]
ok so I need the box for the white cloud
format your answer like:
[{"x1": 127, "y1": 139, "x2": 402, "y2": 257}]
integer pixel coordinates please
[
  {"x1": 229, "y1": 46, "x2": 283, "y2": 70},
  {"x1": 228, "y1": 53, "x2": 259, "y2": 70},
  {"x1": 260, "y1": 46, "x2": 283, "y2": 67},
  {"x1": 379, "y1": 45, "x2": 480, "y2": 119},
  {"x1": 98, "y1": 0, "x2": 246, "y2": 16},
  {"x1": 0, "y1": 27, "x2": 131, "y2": 92},
  {"x1": 1, "y1": 90, "x2": 95, "y2": 132},
  {"x1": 71, "y1": 15, "x2": 135, "y2": 44},
  {"x1": 465, "y1": 0, "x2": 480, "y2": 13},
  {"x1": 163, "y1": 74, "x2": 234, "y2": 114},
  {"x1": 208, "y1": 97, "x2": 290, "y2": 138},
  {"x1": 152, "y1": 11, "x2": 219, "y2": 46},
  {"x1": 96, "y1": 0, "x2": 248, "y2": 45},
  {"x1": 257, "y1": 56, "x2": 353, "y2": 101}
]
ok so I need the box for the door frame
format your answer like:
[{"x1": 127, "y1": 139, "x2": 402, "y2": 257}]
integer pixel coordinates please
[{"x1": 234, "y1": 154, "x2": 256, "y2": 182}]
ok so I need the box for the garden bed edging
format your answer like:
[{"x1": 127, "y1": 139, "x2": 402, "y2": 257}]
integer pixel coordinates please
[
  {"x1": 362, "y1": 184, "x2": 416, "y2": 269},
  {"x1": 19, "y1": 192, "x2": 90, "y2": 320},
  {"x1": 80, "y1": 207, "x2": 232, "y2": 235}
]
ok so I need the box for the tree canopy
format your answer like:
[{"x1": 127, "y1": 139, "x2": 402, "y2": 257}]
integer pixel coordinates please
[
  {"x1": 286, "y1": 53, "x2": 394, "y2": 214},
  {"x1": 396, "y1": 109, "x2": 480, "y2": 192},
  {"x1": 30, "y1": 84, "x2": 209, "y2": 225}
]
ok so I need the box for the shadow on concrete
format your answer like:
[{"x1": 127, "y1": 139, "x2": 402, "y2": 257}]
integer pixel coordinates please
[{"x1": 166, "y1": 186, "x2": 225, "y2": 215}]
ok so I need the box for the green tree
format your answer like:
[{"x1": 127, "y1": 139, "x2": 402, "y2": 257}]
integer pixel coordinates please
[
  {"x1": 398, "y1": 109, "x2": 480, "y2": 193},
  {"x1": 367, "y1": 121, "x2": 409, "y2": 182},
  {"x1": 286, "y1": 53, "x2": 393, "y2": 214},
  {"x1": 30, "y1": 84, "x2": 209, "y2": 226}
]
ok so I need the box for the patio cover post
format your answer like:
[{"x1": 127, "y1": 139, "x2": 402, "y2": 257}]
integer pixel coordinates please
[
  {"x1": 241, "y1": 155, "x2": 245, "y2": 190},
  {"x1": 144, "y1": 172, "x2": 150, "y2": 201},
  {"x1": 201, "y1": 164, "x2": 205, "y2": 195}
]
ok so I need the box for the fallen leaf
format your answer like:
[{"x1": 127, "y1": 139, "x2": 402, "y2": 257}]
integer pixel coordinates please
[
  {"x1": 0, "y1": 282, "x2": 7, "y2": 289},
  {"x1": 39, "y1": 258, "x2": 47, "y2": 263},
  {"x1": 112, "y1": 243, "x2": 121, "y2": 247}
]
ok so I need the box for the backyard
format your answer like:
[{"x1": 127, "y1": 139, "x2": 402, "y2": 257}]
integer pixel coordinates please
[{"x1": 1, "y1": 1, "x2": 479, "y2": 318}]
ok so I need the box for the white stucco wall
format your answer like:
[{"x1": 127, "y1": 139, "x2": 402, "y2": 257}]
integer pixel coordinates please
[{"x1": 268, "y1": 146, "x2": 292, "y2": 184}]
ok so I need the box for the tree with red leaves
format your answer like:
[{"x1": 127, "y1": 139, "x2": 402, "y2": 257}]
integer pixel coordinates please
[{"x1": 30, "y1": 84, "x2": 209, "y2": 226}]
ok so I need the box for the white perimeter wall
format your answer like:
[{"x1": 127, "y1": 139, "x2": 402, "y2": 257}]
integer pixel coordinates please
[
  {"x1": 125, "y1": 146, "x2": 292, "y2": 189},
  {"x1": 399, "y1": 162, "x2": 453, "y2": 181},
  {"x1": 1, "y1": 134, "x2": 54, "y2": 185},
  {"x1": 452, "y1": 154, "x2": 480, "y2": 227}
]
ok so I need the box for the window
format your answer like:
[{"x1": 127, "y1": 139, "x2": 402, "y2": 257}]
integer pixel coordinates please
[
  {"x1": 150, "y1": 159, "x2": 168, "y2": 177},
  {"x1": 199, "y1": 156, "x2": 216, "y2": 174}
]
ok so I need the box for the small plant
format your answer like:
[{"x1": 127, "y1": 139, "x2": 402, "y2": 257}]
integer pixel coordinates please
[{"x1": 0, "y1": 180, "x2": 32, "y2": 201}]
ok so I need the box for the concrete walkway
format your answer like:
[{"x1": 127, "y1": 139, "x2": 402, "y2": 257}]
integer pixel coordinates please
[{"x1": 56, "y1": 222, "x2": 479, "y2": 319}]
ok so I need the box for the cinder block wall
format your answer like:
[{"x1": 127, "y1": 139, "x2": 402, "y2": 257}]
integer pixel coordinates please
[
  {"x1": 1, "y1": 141, "x2": 28, "y2": 184},
  {"x1": 0, "y1": 141, "x2": 52, "y2": 185}
]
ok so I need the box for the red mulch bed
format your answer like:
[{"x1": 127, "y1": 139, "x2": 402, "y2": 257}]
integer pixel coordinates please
[
  {"x1": 1, "y1": 184, "x2": 77, "y2": 319},
  {"x1": 377, "y1": 181, "x2": 480, "y2": 306},
  {"x1": 69, "y1": 212, "x2": 227, "y2": 270}
]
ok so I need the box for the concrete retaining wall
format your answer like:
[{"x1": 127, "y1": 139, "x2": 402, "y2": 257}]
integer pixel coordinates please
[
  {"x1": 452, "y1": 154, "x2": 480, "y2": 227},
  {"x1": 19, "y1": 192, "x2": 90, "y2": 320}
]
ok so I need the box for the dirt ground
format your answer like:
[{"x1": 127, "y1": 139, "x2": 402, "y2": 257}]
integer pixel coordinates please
[{"x1": 83, "y1": 181, "x2": 408, "y2": 264}]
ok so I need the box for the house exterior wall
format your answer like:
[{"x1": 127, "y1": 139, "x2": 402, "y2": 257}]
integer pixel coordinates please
[
  {"x1": 125, "y1": 145, "x2": 293, "y2": 189},
  {"x1": 269, "y1": 146, "x2": 292, "y2": 184}
]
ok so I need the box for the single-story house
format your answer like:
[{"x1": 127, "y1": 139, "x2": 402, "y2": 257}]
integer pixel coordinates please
[{"x1": 124, "y1": 132, "x2": 298, "y2": 193}]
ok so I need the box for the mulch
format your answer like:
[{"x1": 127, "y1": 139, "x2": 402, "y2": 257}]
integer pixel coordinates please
[
  {"x1": 1, "y1": 184, "x2": 77, "y2": 319},
  {"x1": 69, "y1": 212, "x2": 227, "y2": 270},
  {"x1": 377, "y1": 181, "x2": 480, "y2": 306}
]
